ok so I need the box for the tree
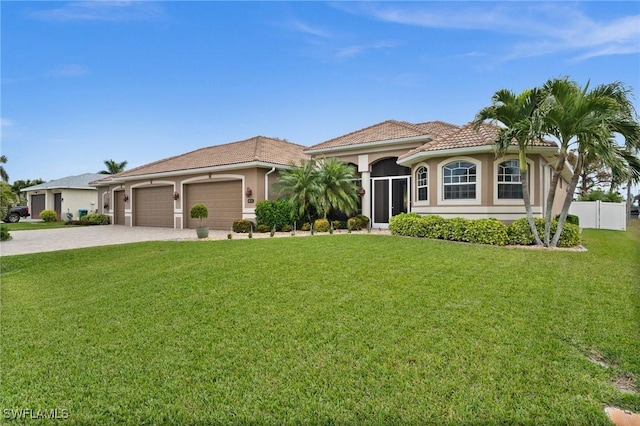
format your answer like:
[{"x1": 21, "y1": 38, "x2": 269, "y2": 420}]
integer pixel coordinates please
[
  {"x1": 474, "y1": 87, "x2": 546, "y2": 245},
  {"x1": 0, "y1": 155, "x2": 9, "y2": 182},
  {"x1": 566, "y1": 150, "x2": 612, "y2": 198},
  {"x1": 275, "y1": 158, "x2": 359, "y2": 223},
  {"x1": 316, "y1": 158, "x2": 359, "y2": 219},
  {"x1": 99, "y1": 159, "x2": 128, "y2": 174},
  {"x1": 0, "y1": 182, "x2": 18, "y2": 219},
  {"x1": 11, "y1": 179, "x2": 45, "y2": 205},
  {"x1": 542, "y1": 78, "x2": 640, "y2": 247}
]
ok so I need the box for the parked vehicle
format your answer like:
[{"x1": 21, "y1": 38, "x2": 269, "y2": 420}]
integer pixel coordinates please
[{"x1": 3, "y1": 206, "x2": 30, "y2": 223}]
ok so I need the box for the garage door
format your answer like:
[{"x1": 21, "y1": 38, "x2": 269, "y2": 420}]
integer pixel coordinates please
[
  {"x1": 185, "y1": 180, "x2": 242, "y2": 230},
  {"x1": 134, "y1": 186, "x2": 174, "y2": 227},
  {"x1": 31, "y1": 194, "x2": 45, "y2": 219}
]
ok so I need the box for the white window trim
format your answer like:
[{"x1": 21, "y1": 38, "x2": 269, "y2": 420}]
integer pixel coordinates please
[
  {"x1": 437, "y1": 157, "x2": 482, "y2": 206},
  {"x1": 413, "y1": 163, "x2": 430, "y2": 206},
  {"x1": 493, "y1": 156, "x2": 535, "y2": 206}
]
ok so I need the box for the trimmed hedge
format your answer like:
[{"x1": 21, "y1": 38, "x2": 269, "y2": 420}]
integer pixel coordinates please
[
  {"x1": 313, "y1": 218, "x2": 330, "y2": 232},
  {"x1": 255, "y1": 200, "x2": 292, "y2": 231},
  {"x1": 390, "y1": 213, "x2": 581, "y2": 247},
  {"x1": 80, "y1": 213, "x2": 111, "y2": 225},
  {"x1": 40, "y1": 209, "x2": 57, "y2": 222},
  {"x1": 232, "y1": 219, "x2": 253, "y2": 233}
]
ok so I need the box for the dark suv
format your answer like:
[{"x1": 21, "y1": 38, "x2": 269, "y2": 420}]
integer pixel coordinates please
[{"x1": 3, "y1": 206, "x2": 30, "y2": 223}]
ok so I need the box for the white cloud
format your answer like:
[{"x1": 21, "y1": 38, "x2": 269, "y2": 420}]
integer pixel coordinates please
[
  {"x1": 48, "y1": 64, "x2": 89, "y2": 78},
  {"x1": 336, "y1": 3, "x2": 640, "y2": 62},
  {"x1": 30, "y1": 1, "x2": 164, "y2": 22},
  {"x1": 288, "y1": 19, "x2": 332, "y2": 39},
  {"x1": 335, "y1": 40, "x2": 398, "y2": 59},
  {"x1": 1, "y1": 118, "x2": 15, "y2": 128}
]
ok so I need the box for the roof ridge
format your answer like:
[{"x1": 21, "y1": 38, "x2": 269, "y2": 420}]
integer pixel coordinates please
[{"x1": 313, "y1": 119, "x2": 401, "y2": 146}]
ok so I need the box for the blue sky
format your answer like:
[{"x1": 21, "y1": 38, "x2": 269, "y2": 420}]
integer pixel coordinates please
[{"x1": 2, "y1": 1, "x2": 639, "y2": 184}]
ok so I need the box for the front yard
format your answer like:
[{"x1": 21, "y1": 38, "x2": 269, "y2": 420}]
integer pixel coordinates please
[{"x1": 1, "y1": 221, "x2": 638, "y2": 424}]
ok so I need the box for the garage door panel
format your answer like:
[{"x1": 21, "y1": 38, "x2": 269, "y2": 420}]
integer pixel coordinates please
[
  {"x1": 31, "y1": 194, "x2": 45, "y2": 219},
  {"x1": 186, "y1": 181, "x2": 242, "y2": 230},
  {"x1": 134, "y1": 186, "x2": 173, "y2": 227}
]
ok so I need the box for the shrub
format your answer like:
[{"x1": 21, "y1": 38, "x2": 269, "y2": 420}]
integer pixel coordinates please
[
  {"x1": 332, "y1": 220, "x2": 343, "y2": 230},
  {"x1": 508, "y1": 217, "x2": 581, "y2": 247},
  {"x1": 347, "y1": 217, "x2": 360, "y2": 231},
  {"x1": 507, "y1": 218, "x2": 537, "y2": 245},
  {"x1": 40, "y1": 209, "x2": 57, "y2": 222},
  {"x1": 255, "y1": 200, "x2": 292, "y2": 231},
  {"x1": 441, "y1": 218, "x2": 471, "y2": 242},
  {"x1": 0, "y1": 225, "x2": 10, "y2": 241},
  {"x1": 190, "y1": 203, "x2": 208, "y2": 227},
  {"x1": 354, "y1": 214, "x2": 370, "y2": 229},
  {"x1": 256, "y1": 224, "x2": 271, "y2": 233},
  {"x1": 232, "y1": 219, "x2": 253, "y2": 233},
  {"x1": 464, "y1": 218, "x2": 508, "y2": 246},
  {"x1": 556, "y1": 213, "x2": 580, "y2": 226},
  {"x1": 313, "y1": 218, "x2": 330, "y2": 232},
  {"x1": 555, "y1": 222, "x2": 581, "y2": 248},
  {"x1": 421, "y1": 215, "x2": 445, "y2": 239},
  {"x1": 389, "y1": 213, "x2": 425, "y2": 237},
  {"x1": 301, "y1": 222, "x2": 311, "y2": 231},
  {"x1": 281, "y1": 224, "x2": 293, "y2": 232},
  {"x1": 80, "y1": 213, "x2": 111, "y2": 226}
]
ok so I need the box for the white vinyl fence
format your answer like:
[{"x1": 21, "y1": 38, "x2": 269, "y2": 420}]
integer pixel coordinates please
[{"x1": 568, "y1": 201, "x2": 627, "y2": 231}]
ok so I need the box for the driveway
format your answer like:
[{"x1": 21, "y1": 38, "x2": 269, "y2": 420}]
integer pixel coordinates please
[{"x1": 0, "y1": 225, "x2": 229, "y2": 256}]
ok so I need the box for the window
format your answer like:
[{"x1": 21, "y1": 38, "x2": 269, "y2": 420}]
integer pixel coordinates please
[
  {"x1": 416, "y1": 166, "x2": 428, "y2": 201},
  {"x1": 443, "y1": 161, "x2": 476, "y2": 199},
  {"x1": 497, "y1": 160, "x2": 523, "y2": 199}
]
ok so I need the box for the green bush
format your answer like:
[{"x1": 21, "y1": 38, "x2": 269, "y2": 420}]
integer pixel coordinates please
[
  {"x1": 0, "y1": 225, "x2": 10, "y2": 241},
  {"x1": 255, "y1": 200, "x2": 292, "y2": 231},
  {"x1": 232, "y1": 219, "x2": 253, "y2": 233},
  {"x1": 332, "y1": 220, "x2": 344, "y2": 230},
  {"x1": 80, "y1": 213, "x2": 111, "y2": 226},
  {"x1": 389, "y1": 213, "x2": 425, "y2": 237},
  {"x1": 508, "y1": 217, "x2": 582, "y2": 247},
  {"x1": 256, "y1": 224, "x2": 271, "y2": 233},
  {"x1": 464, "y1": 218, "x2": 508, "y2": 246},
  {"x1": 354, "y1": 214, "x2": 370, "y2": 229},
  {"x1": 441, "y1": 218, "x2": 471, "y2": 242},
  {"x1": 313, "y1": 218, "x2": 330, "y2": 232},
  {"x1": 281, "y1": 224, "x2": 293, "y2": 232},
  {"x1": 40, "y1": 209, "x2": 57, "y2": 222},
  {"x1": 347, "y1": 217, "x2": 360, "y2": 231},
  {"x1": 301, "y1": 222, "x2": 311, "y2": 231},
  {"x1": 556, "y1": 213, "x2": 580, "y2": 226}
]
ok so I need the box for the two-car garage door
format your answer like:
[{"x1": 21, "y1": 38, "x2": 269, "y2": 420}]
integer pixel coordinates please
[
  {"x1": 185, "y1": 181, "x2": 242, "y2": 230},
  {"x1": 133, "y1": 181, "x2": 242, "y2": 229}
]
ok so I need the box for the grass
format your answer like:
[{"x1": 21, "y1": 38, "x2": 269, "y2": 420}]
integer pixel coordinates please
[
  {"x1": 2, "y1": 221, "x2": 76, "y2": 231},
  {"x1": 1, "y1": 220, "x2": 639, "y2": 424}
]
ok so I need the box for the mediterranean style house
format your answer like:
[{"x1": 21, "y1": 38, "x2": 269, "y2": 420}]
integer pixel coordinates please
[{"x1": 92, "y1": 120, "x2": 572, "y2": 230}]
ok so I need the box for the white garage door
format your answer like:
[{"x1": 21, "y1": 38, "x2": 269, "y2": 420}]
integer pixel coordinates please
[{"x1": 185, "y1": 181, "x2": 242, "y2": 230}]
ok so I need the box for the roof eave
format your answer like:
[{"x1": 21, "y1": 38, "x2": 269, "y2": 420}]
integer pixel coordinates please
[
  {"x1": 397, "y1": 145, "x2": 558, "y2": 166},
  {"x1": 305, "y1": 135, "x2": 433, "y2": 155},
  {"x1": 91, "y1": 161, "x2": 297, "y2": 185}
]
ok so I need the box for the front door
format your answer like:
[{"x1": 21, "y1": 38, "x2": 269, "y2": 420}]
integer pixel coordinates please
[{"x1": 372, "y1": 176, "x2": 409, "y2": 228}]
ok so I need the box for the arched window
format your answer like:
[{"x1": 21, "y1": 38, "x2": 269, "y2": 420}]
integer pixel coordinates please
[
  {"x1": 443, "y1": 161, "x2": 476, "y2": 200},
  {"x1": 497, "y1": 160, "x2": 523, "y2": 199},
  {"x1": 416, "y1": 166, "x2": 428, "y2": 201}
]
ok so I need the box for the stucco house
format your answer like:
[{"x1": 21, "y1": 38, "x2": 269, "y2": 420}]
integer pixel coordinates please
[
  {"x1": 93, "y1": 119, "x2": 571, "y2": 230},
  {"x1": 92, "y1": 136, "x2": 309, "y2": 229},
  {"x1": 23, "y1": 173, "x2": 105, "y2": 220}
]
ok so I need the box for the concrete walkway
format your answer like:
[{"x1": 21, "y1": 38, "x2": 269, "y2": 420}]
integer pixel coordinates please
[{"x1": 0, "y1": 225, "x2": 388, "y2": 256}]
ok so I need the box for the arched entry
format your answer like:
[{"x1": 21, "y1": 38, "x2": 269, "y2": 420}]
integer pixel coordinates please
[{"x1": 371, "y1": 158, "x2": 411, "y2": 228}]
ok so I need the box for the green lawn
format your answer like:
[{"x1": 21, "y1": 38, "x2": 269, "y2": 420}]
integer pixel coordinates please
[
  {"x1": 1, "y1": 221, "x2": 639, "y2": 424},
  {"x1": 2, "y1": 221, "x2": 75, "y2": 231}
]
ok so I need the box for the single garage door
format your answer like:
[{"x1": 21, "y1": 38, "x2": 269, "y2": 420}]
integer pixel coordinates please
[
  {"x1": 31, "y1": 194, "x2": 45, "y2": 219},
  {"x1": 134, "y1": 186, "x2": 174, "y2": 227},
  {"x1": 185, "y1": 180, "x2": 242, "y2": 230}
]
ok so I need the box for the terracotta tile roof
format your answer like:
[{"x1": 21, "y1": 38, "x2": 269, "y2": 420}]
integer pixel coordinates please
[
  {"x1": 95, "y1": 136, "x2": 308, "y2": 182},
  {"x1": 399, "y1": 122, "x2": 558, "y2": 161},
  {"x1": 306, "y1": 120, "x2": 459, "y2": 151}
]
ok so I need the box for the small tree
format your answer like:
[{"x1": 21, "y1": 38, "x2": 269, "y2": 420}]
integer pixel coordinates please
[{"x1": 190, "y1": 203, "x2": 208, "y2": 227}]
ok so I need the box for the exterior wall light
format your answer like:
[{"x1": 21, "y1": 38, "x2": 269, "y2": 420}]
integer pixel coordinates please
[
  {"x1": 245, "y1": 187, "x2": 253, "y2": 197},
  {"x1": 173, "y1": 191, "x2": 180, "y2": 200},
  {"x1": 358, "y1": 187, "x2": 366, "y2": 197},
  {"x1": 123, "y1": 194, "x2": 129, "y2": 202}
]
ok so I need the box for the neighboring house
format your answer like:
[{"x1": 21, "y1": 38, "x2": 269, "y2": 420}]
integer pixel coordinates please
[
  {"x1": 92, "y1": 120, "x2": 572, "y2": 230},
  {"x1": 22, "y1": 173, "x2": 104, "y2": 220},
  {"x1": 91, "y1": 136, "x2": 309, "y2": 229},
  {"x1": 304, "y1": 120, "x2": 572, "y2": 228}
]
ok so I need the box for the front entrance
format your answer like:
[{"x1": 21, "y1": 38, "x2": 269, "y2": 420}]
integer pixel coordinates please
[
  {"x1": 372, "y1": 177, "x2": 409, "y2": 228},
  {"x1": 370, "y1": 158, "x2": 411, "y2": 228}
]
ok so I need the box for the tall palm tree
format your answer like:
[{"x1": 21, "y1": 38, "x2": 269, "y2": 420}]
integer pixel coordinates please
[
  {"x1": 99, "y1": 159, "x2": 128, "y2": 174},
  {"x1": 274, "y1": 159, "x2": 323, "y2": 224},
  {"x1": 542, "y1": 78, "x2": 640, "y2": 246},
  {"x1": 474, "y1": 88, "x2": 546, "y2": 245},
  {"x1": 316, "y1": 158, "x2": 359, "y2": 219},
  {"x1": 0, "y1": 155, "x2": 9, "y2": 182}
]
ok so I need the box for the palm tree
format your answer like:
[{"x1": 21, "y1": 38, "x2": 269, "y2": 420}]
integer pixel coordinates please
[
  {"x1": 316, "y1": 158, "x2": 359, "y2": 219},
  {"x1": 474, "y1": 88, "x2": 546, "y2": 245},
  {"x1": 274, "y1": 159, "x2": 323, "y2": 224},
  {"x1": 0, "y1": 155, "x2": 9, "y2": 182},
  {"x1": 99, "y1": 159, "x2": 128, "y2": 174},
  {"x1": 542, "y1": 78, "x2": 640, "y2": 247}
]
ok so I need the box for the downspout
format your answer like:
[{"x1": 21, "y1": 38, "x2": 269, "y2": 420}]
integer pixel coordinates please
[{"x1": 264, "y1": 167, "x2": 276, "y2": 200}]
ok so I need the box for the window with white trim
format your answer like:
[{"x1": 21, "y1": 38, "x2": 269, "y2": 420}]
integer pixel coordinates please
[
  {"x1": 416, "y1": 166, "x2": 428, "y2": 201},
  {"x1": 497, "y1": 160, "x2": 523, "y2": 199},
  {"x1": 443, "y1": 161, "x2": 476, "y2": 199}
]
